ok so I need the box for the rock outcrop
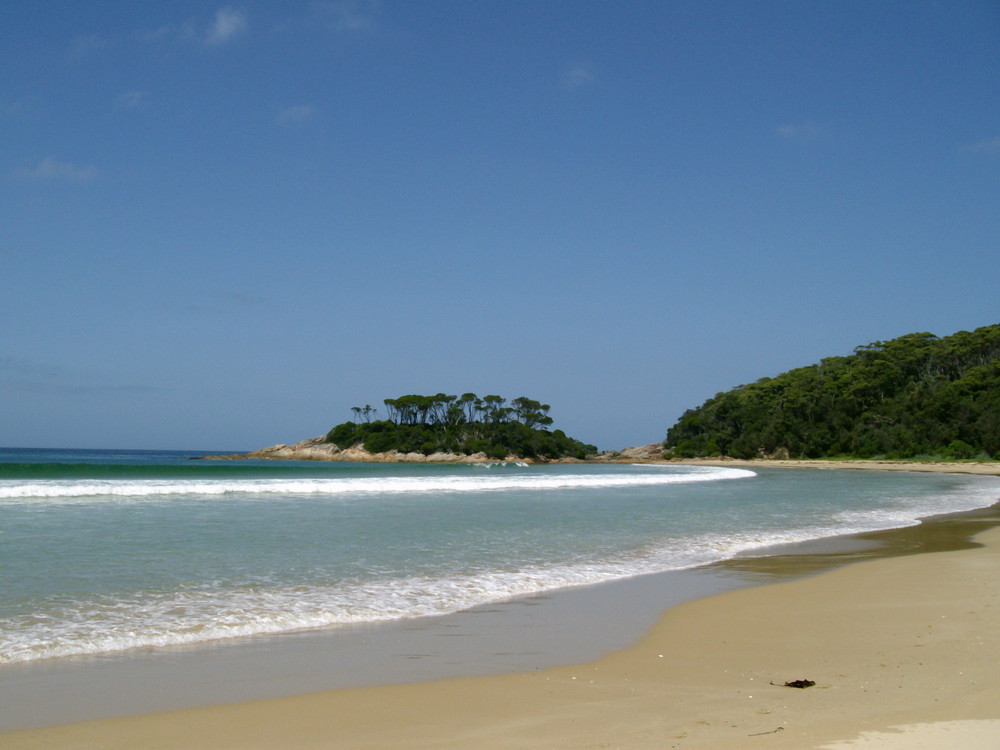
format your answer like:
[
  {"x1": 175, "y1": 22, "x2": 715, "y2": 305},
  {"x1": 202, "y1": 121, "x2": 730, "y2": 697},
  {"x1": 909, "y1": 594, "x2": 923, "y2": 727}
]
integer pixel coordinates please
[
  {"x1": 202, "y1": 437, "x2": 671, "y2": 464},
  {"x1": 595, "y1": 443, "x2": 668, "y2": 462},
  {"x1": 201, "y1": 437, "x2": 522, "y2": 463}
]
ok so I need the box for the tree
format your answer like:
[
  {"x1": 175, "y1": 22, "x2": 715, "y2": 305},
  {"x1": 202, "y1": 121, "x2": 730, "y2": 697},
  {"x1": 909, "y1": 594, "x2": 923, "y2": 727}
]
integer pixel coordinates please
[
  {"x1": 325, "y1": 391, "x2": 596, "y2": 459},
  {"x1": 664, "y1": 324, "x2": 1000, "y2": 459}
]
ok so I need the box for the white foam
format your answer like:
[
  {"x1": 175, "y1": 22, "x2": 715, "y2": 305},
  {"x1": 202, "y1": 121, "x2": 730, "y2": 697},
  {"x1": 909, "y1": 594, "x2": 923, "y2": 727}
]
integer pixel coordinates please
[
  {"x1": 4, "y1": 469, "x2": 996, "y2": 665},
  {"x1": 0, "y1": 466, "x2": 755, "y2": 503},
  {"x1": 5, "y1": 474, "x2": 989, "y2": 666},
  {"x1": 0, "y1": 536, "x2": 744, "y2": 663}
]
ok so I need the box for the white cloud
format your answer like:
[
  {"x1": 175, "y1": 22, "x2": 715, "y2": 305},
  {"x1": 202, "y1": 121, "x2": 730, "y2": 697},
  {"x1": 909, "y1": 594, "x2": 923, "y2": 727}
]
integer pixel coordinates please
[
  {"x1": 143, "y1": 7, "x2": 246, "y2": 47},
  {"x1": 776, "y1": 121, "x2": 823, "y2": 140},
  {"x1": 563, "y1": 65, "x2": 596, "y2": 90},
  {"x1": 965, "y1": 135, "x2": 1000, "y2": 155},
  {"x1": 278, "y1": 104, "x2": 316, "y2": 124},
  {"x1": 115, "y1": 91, "x2": 146, "y2": 109},
  {"x1": 312, "y1": 1, "x2": 378, "y2": 31},
  {"x1": 19, "y1": 156, "x2": 98, "y2": 183},
  {"x1": 205, "y1": 6, "x2": 248, "y2": 46},
  {"x1": 140, "y1": 22, "x2": 196, "y2": 43}
]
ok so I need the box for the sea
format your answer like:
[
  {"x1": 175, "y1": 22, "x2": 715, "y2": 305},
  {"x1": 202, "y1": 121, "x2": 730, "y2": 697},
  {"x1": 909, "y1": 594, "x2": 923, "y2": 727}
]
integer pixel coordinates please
[{"x1": 4, "y1": 446, "x2": 1000, "y2": 674}]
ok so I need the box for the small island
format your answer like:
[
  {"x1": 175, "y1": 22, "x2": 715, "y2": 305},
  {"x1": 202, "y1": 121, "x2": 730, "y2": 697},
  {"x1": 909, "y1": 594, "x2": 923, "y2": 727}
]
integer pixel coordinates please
[{"x1": 208, "y1": 393, "x2": 598, "y2": 463}]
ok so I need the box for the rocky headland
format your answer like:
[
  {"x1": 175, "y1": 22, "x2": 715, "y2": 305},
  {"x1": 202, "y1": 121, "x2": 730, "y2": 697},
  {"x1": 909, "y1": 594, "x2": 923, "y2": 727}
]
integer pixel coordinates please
[
  {"x1": 201, "y1": 436, "x2": 547, "y2": 464},
  {"x1": 201, "y1": 438, "x2": 673, "y2": 464}
]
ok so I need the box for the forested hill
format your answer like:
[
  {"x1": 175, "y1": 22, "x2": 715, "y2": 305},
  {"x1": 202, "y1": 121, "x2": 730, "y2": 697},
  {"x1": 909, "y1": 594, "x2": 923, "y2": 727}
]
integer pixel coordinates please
[
  {"x1": 665, "y1": 325, "x2": 1000, "y2": 460},
  {"x1": 326, "y1": 393, "x2": 597, "y2": 460}
]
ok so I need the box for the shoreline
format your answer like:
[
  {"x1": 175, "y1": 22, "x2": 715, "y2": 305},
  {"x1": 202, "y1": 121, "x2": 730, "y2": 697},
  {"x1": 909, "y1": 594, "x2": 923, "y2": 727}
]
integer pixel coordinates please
[
  {"x1": 4, "y1": 493, "x2": 1000, "y2": 747},
  {"x1": 200, "y1": 436, "x2": 1000, "y2": 477},
  {"x1": 670, "y1": 457, "x2": 1000, "y2": 477},
  {"x1": 5, "y1": 517, "x2": 999, "y2": 748}
]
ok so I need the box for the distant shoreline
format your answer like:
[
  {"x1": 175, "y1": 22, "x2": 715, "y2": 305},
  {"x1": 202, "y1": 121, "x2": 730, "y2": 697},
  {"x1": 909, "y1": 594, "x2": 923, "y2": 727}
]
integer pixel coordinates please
[
  {"x1": 198, "y1": 435, "x2": 607, "y2": 464},
  {"x1": 669, "y1": 456, "x2": 1000, "y2": 477},
  {"x1": 197, "y1": 436, "x2": 562, "y2": 464},
  {"x1": 200, "y1": 437, "x2": 1000, "y2": 476}
]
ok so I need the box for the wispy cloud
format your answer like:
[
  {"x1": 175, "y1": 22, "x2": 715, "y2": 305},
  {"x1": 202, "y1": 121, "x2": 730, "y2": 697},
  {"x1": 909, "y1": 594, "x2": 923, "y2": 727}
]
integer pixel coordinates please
[
  {"x1": 965, "y1": 135, "x2": 1000, "y2": 155},
  {"x1": 0, "y1": 356, "x2": 62, "y2": 383},
  {"x1": 181, "y1": 291, "x2": 268, "y2": 316},
  {"x1": 278, "y1": 104, "x2": 316, "y2": 124},
  {"x1": 140, "y1": 22, "x2": 195, "y2": 43},
  {"x1": 142, "y1": 7, "x2": 247, "y2": 47},
  {"x1": 562, "y1": 64, "x2": 597, "y2": 90},
  {"x1": 7, "y1": 380, "x2": 167, "y2": 396},
  {"x1": 776, "y1": 121, "x2": 823, "y2": 140},
  {"x1": 0, "y1": 356, "x2": 166, "y2": 396},
  {"x1": 115, "y1": 90, "x2": 147, "y2": 109},
  {"x1": 312, "y1": 0, "x2": 378, "y2": 31},
  {"x1": 18, "y1": 156, "x2": 98, "y2": 183},
  {"x1": 205, "y1": 6, "x2": 248, "y2": 46}
]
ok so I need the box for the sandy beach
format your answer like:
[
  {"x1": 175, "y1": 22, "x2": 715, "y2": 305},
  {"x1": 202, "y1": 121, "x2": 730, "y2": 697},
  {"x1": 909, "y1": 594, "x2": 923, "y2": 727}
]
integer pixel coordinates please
[
  {"x1": 672, "y1": 457, "x2": 1000, "y2": 477},
  {"x1": 4, "y1": 461, "x2": 1000, "y2": 750}
]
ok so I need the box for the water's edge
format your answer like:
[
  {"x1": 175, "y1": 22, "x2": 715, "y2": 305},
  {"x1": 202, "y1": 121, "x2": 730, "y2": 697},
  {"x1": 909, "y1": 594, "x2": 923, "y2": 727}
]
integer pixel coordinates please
[{"x1": 2, "y1": 498, "x2": 998, "y2": 732}]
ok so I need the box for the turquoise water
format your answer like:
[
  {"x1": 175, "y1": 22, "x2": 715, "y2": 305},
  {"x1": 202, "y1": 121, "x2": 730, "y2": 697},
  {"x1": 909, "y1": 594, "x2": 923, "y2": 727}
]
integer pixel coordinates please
[{"x1": 2, "y1": 447, "x2": 999, "y2": 665}]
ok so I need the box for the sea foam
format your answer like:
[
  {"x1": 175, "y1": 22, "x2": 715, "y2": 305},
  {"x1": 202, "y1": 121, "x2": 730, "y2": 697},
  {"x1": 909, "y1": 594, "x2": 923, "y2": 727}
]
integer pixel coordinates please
[
  {"x1": 0, "y1": 466, "x2": 755, "y2": 503},
  {"x1": 4, "y1": 462, "x2": 998, "y2": 666},
  {"x1": 5, "y1": 473, "x2": 997, "y2": 665}
]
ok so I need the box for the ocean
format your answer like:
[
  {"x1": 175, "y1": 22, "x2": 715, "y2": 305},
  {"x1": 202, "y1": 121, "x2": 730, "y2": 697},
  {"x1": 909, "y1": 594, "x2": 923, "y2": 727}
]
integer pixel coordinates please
[{"x1": 3, "y1": 446, "x2": 1000, "y2": 671}]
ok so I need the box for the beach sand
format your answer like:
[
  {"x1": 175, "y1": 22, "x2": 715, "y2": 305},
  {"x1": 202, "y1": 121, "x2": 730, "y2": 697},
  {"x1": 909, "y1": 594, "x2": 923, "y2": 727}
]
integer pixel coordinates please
[
  {"x1": 4, "y1": 462, "x2": 1000, "y2": 749},
  {"x1": 673, "y1": 457, "x2": 1000, "y2": 477}
]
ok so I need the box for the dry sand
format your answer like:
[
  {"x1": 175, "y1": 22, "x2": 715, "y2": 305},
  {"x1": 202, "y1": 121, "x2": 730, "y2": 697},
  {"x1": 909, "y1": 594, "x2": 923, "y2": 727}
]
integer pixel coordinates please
[{"x1": 4, "y1": 460, "x2": 1000, "y2": 750}]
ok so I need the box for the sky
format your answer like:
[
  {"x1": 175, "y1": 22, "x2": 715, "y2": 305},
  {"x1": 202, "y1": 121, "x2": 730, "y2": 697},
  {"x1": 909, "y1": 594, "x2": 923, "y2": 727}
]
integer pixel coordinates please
[{"x1": 1, "y1": 1, "x2": 998, "y2": 452}]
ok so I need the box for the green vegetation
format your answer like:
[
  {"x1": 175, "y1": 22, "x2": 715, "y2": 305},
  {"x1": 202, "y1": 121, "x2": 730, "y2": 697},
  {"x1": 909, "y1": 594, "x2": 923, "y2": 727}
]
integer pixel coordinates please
[
  {"x1": 326, "y1": 393, "x2": 597, "y2": 460},
  {"x1": 665, "y1": 325, "x2": 1000, "y2": 460}
]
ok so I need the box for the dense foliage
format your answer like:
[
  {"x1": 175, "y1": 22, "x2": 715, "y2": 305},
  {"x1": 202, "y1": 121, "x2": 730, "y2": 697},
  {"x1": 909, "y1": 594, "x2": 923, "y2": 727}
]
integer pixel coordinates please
[
  {"x1": 326, "y1": 393, "x2": 597, "y2": 460},
  {"x1": 665, "y1": 325, "x2": 1000, "y2": 460}
]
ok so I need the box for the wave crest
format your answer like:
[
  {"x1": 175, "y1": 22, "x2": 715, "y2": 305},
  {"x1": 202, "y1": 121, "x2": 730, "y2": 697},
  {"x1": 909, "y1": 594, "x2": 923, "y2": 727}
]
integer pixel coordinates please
[{"x1": 0, "y1": 467, "x2": 755, "y2": 502}]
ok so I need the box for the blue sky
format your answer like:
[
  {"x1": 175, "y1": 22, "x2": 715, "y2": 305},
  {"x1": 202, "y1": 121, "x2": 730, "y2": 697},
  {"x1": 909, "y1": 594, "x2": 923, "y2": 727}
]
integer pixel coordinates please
[{"x1": 2, "y1": 1, "x2": 998, "y2": 451}]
